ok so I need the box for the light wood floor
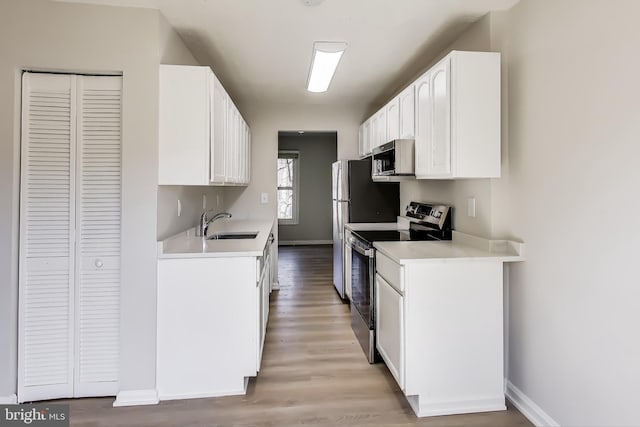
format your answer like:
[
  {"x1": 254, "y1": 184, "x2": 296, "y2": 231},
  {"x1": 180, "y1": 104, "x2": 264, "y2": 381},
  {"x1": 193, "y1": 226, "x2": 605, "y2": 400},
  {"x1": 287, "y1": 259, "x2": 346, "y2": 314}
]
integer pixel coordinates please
[{"x1": 60, "y1": 245, "x2": 532, "y2": 426}]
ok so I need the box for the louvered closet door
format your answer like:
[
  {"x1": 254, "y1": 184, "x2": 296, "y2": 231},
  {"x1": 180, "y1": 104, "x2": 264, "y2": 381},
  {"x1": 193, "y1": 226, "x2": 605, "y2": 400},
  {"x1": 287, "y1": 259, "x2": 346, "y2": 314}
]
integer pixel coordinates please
[
  {"x1": 74, "y1": 75, "x2": 121, "y2": 397},
  {"x1": 19, "y1": 73, "x2": 122, "y2": 402},
  {"x1": 19, "y1": 73, "x2": 76, "y2": 402}
]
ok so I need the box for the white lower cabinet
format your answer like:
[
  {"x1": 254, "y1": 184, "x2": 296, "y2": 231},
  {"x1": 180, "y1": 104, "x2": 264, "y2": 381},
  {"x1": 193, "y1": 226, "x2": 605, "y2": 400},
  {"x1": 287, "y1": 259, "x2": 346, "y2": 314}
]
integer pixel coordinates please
[
  {"x1": 375, "y1": 274, "x2": 404, "y2": 389},
  {"x1": 375, "y1": 251, "x2": 506, "y2": 417},
  {"x1": 157, "y1": 250, "x2": 270, "y2": 401}
]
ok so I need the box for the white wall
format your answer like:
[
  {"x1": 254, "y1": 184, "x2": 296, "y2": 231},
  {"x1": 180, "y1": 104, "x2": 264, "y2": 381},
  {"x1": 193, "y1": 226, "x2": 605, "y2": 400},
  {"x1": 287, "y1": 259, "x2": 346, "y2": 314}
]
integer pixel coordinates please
[
  {"x1": 495, "y1": 1, "x2": 640, "y2": 425},
  {"x1": 0, "y1": 0, "x2": 196, "y2": 399},
  {"x1": 224, "y1": 102, "x2": 362, "y2": 223}
]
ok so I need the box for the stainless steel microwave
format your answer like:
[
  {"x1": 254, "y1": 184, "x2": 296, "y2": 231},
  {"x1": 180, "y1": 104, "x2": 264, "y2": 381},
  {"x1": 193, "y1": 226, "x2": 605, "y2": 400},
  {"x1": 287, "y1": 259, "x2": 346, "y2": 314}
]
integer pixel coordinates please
[{"x1": 371, "y1": 139, "x2": 415, "y2": 180}]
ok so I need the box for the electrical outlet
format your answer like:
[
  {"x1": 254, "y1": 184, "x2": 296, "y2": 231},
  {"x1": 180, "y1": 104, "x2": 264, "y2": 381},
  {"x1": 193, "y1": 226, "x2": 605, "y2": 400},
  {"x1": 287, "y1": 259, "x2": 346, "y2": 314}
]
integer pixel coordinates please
[
  {"x1": 177, "y1": 199, "x2": 182, "y2": 217},
  {"x1": 260, "y1": 193, "x2": 269, "y2": 204},
  {"x1": 216, "y1": 195, "x2": 220, "y2": 208}
]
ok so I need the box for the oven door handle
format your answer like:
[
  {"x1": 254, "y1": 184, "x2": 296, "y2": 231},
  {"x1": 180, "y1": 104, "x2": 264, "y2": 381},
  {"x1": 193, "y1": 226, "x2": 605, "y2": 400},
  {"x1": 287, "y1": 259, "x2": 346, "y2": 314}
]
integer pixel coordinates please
[{"x1": 350, "y1": 242, "x2": 374, "y2": 258}]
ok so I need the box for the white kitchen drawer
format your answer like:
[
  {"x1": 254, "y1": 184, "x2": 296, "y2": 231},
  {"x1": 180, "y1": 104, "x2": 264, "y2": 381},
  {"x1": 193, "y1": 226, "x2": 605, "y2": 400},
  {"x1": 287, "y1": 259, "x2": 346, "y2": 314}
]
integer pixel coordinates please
[{"x1": 376, "y1": 251, "x2": 403, "y2": 294}]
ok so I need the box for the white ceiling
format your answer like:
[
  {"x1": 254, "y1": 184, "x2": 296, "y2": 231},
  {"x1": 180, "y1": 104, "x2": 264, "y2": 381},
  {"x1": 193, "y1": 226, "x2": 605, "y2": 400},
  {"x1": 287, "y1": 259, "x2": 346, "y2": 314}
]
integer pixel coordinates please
[{"x1": 58, "y1": 0, "x2": 518, "y2": 112}]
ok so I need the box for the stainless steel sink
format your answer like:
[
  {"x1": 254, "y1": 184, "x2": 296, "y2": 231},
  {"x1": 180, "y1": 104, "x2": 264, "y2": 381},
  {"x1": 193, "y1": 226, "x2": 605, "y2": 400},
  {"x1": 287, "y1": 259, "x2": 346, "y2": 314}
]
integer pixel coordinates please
[{"x1": 207, "y1": 231, "x2": 258, "y2": 240}]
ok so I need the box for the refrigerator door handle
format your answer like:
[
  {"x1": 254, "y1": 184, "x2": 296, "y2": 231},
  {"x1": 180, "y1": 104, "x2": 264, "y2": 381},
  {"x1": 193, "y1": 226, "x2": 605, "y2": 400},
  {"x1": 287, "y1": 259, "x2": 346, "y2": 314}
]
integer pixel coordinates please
[{"x1": 339, "y1": 200, "x2": 349, "y2": 240}]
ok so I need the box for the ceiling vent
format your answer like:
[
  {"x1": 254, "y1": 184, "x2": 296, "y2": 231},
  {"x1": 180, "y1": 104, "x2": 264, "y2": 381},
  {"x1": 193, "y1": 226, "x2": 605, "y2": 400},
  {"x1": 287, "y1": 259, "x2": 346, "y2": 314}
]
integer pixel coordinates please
[{"x1": 301, "y1": 0, "x2": 325, "y2": 6}]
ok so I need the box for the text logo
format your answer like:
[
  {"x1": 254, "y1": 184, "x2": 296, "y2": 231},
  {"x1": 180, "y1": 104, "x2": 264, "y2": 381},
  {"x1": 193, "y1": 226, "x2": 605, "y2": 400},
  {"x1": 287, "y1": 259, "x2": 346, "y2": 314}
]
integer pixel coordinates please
[{"x1": 1, "y1": 405, "x2": 69, "y2": 427}]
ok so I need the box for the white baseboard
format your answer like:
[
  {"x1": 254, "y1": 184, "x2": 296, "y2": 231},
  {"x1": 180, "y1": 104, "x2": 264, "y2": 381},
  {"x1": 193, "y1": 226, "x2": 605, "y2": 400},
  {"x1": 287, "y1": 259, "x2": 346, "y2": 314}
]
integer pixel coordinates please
[
  {"x1": 158, "y1": 388, "x2": 246, "y2": 402},
  {"x1": 279, "y1": 240, "x2": 332, "y2": 246},
  {"x1": 407, "y1": 394, "x2": 505, "y2": 418},
  {"x1": 0, "y1": 394, "x2": 17, "y2": 404},
  {"x1": 505, "y1": 380, "x2": 559, "y2": 427},
  {"x1": 113, "y1": 389, "x2": 159, "y2": 407}
]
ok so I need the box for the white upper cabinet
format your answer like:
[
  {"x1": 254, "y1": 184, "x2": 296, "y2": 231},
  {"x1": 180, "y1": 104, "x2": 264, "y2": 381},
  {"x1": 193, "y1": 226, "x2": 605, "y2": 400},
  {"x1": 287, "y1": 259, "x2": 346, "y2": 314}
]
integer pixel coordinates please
[
  {"x1": 414, "y1": 70, "x2": 432, "y2": 177},
  {"x1": 211, "y1": 75, "x2": 228, "y2": 183},
  {"x1": 359, "y1": 118, "x2": 373, "y2": 158},
  {"x1": 360, "y1": 50, "x2": 500, "y2": 179},
  {"x1": 386, "y1": 84, "x2": 415, "y2": 142},
  {"x1": 159, "y1": 64, "x2": 251, "y2": 186},
  {"x1": 386, "y1": 97, "x2": 400, "y2": 142},
  {"x1": 398, "y1": 84, "x2": 415, "y2": 139},
  {"x1": 415, "y1": 51, "x2": 501, "y2": 179},
  {"x1": 371, "y1": 107, "x2": 387, "y2": 151}
]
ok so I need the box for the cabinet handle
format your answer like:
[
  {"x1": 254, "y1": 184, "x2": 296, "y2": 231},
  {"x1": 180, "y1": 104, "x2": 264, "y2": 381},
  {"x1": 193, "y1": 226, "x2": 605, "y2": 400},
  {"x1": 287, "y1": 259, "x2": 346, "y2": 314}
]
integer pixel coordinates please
[{"x1": 94, "y1": 259, "x2": 104, "y2": 269}]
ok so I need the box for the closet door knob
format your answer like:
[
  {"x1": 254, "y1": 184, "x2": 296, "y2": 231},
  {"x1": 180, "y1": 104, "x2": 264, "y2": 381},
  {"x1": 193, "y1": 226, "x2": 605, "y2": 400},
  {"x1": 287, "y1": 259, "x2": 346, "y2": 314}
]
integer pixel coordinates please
[{"x1": 94, "y1": 259, "x2": 104, "y2": 268}]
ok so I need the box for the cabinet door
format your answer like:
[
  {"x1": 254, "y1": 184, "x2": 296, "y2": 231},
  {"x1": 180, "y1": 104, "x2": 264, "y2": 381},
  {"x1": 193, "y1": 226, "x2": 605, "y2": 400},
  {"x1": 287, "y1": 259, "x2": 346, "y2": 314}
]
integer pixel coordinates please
[
  {"x1": 386, "y1": 98, "x2": 400, "y2": 142},
  {"x1": 376, "y1": 108, "x2": 387, "y2": 148},
  {"x1": 370, "y1": 114, "x2": 379, "y2": 152},
  {"x1": 358, "y1": 124, "x2": 364, "y2": 157},
  {"x1": 237, "y1": 119, "x2": 245, "y2": 184},
  {"x1": 225, "y1": 105, "x2": 238, "y2": 183},
  {"x1": 241, "y1": 122, "x2": 248, "y2": 184},
  {"x1": 414, "y1": 71, "x2": 431, "y2": 177},
  {"x1": 262, "y1": 260, "x2": 270, "y2": 336},
  {"x1": 246, "y1": 127, "x2": 252, "y2": 184},
  {"x1": 158, "y1": 65, "x2": 210, "y2": 185},
  {"x1": 211, "y1": 76, "x2": 228, "y2": 183},
  {"x1": 257, "y1": 258, "x2": 269, "y2": 370},
  {"x1": 362, "y1": 120, "x2": 372, "y2": 157},
  {"x1": 376, "y1": 274, "x2": 404, "y2": 389},
  {"x1": 428, "y1": 57, "x2": 452, "y2": 176},
  {"x1": 399, "y1": 84, "x2": 415, "y2": 139}
]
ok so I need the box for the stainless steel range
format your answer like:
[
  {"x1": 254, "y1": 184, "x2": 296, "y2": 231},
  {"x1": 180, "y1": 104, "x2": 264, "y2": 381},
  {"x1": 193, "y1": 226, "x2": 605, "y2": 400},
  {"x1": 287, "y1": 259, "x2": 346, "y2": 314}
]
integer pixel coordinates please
[{"x1": 347, "y1": 202, "x2": 453, "y2": 363}]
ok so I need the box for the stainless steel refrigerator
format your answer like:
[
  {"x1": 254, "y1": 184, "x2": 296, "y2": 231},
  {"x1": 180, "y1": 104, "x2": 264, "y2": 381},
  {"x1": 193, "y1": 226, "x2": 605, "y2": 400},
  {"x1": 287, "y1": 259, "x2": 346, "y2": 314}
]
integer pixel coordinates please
[{"x1": 332, "y1": 159, "x2": 399, "y2": 299}]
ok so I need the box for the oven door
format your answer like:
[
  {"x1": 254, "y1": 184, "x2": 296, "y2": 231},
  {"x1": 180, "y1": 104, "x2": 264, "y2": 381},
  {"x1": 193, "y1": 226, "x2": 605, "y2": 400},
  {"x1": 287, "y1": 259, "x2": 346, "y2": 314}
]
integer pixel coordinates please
[{"x1": 349, "y1": 240, "x2": 375, "y2": 329}]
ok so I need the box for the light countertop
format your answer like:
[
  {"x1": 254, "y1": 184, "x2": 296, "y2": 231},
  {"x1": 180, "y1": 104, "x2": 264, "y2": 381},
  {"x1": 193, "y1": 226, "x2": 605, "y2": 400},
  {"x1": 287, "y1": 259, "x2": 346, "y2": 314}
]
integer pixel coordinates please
[
  {"x1": 374, "y1": 231, "x2": 525, "y2": 265},
  {"x1": 158, "y1": 219, "x2": 274, "y2": 259}
]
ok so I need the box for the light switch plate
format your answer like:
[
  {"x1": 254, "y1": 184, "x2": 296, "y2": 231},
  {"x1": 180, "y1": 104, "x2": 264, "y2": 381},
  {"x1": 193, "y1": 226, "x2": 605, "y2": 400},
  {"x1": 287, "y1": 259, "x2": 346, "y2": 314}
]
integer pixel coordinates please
[
  {"x1": 177, "y1": 199, "x2": 182, "y2": 217},
  {"x1": 467, "y1": 197, "x2": 476, "y2": 218},
  {"x1": 260, "y1": 193, "x2": 269, "y2": 204}
]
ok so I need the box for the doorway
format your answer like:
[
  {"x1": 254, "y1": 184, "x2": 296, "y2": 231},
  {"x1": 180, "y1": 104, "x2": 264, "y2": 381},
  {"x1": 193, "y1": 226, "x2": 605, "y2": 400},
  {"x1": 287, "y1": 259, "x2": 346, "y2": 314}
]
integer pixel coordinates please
[{"x1": 277, "y1": 131, "x2": 337, "y2": 245}]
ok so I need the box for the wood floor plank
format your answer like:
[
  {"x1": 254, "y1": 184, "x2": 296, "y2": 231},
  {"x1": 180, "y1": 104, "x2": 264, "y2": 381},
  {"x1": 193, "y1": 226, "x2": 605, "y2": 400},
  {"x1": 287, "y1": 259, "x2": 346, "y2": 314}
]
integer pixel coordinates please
[{"x1": 54, "y1": 244, "x2": 532, "y2": 426}]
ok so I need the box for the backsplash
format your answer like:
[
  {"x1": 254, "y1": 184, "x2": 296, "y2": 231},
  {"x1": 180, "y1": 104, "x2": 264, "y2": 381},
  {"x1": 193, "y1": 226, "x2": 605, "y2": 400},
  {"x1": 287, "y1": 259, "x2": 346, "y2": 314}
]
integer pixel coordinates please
[
  {"x1": 157, "y1": 186, "x2": 225, "y2": 240},
  {"x1": 400, "y1": 178, "x2": 493, "y2": 238}
]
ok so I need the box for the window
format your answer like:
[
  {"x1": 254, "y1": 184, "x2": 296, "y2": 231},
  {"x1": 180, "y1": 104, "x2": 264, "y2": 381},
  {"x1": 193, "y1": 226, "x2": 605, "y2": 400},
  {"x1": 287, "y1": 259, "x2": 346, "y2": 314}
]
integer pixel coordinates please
[{"x1": 277, "y1": 151, "x2": 299, "y2": 224}]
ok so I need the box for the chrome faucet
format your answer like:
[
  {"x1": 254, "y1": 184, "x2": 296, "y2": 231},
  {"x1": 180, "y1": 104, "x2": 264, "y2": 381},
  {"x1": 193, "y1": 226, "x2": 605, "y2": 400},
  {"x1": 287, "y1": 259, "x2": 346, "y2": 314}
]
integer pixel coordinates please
[{"x1": 197, "y1": 211, "x2": 232, "y2": 237}]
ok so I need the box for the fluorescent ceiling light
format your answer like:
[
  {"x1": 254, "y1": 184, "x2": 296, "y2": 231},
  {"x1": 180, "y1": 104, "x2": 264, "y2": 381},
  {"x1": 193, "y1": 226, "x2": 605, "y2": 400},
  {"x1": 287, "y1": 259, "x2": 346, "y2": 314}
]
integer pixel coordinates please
[{"x1": 306, "y1": 41, "x2": 347, "y2": 93}]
